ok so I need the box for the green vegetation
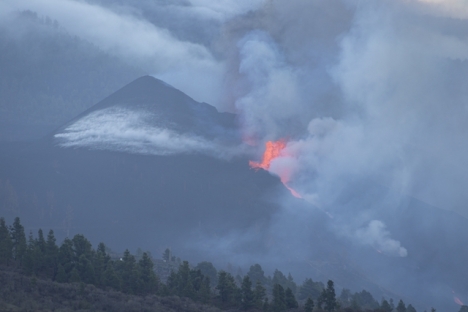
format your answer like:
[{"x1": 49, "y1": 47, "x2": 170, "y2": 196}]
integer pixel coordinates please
[{"x1": 0, "y1": 217, "x2": 436, "y2": 311}]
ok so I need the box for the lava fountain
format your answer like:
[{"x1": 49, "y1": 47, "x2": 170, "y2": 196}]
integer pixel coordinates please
[{"x1": 249, "y1": 140, "x2": 302, "y2": 198}]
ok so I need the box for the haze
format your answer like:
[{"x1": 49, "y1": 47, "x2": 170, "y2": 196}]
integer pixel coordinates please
[{"x1": 1, "y1": 0, "x2": 468, "y2": 311}]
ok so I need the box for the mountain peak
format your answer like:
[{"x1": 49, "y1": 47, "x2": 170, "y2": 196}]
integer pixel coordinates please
[{"x1": 52, "y1": 76, "x2": 239, "y2": 156}]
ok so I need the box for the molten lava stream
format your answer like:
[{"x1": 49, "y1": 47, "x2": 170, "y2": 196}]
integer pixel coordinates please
[{"x1": 249, "y1": 140, "x2": 302, "y2": 199}]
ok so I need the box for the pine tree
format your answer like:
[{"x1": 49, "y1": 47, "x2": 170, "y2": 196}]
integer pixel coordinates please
[
  {"x1": 93, "y1": 242, "x2": 109, "y2": 286},
  {"x1": 198, "y1": 277, "x2": 211, "y2": 304},
  {"x1": 381, "y1": 299, "x2": 393, "y2": 312},
  {"x1": 166, "y1": 270, "x2": 179, "y2": 294},
  {"x1": 178, "y1": 261, "x2": 195, "y2": 299},
  {"x1": 45, "y1": 230, "x2": 58, "y2": 279},
  {"x1": 10, "y1": 217, "x2": 27, "y2": 265},
  {"x1": 71, "y1": 234, "x2": 93, "y2": 261},
  {"x1": 35, "y1": 229, "x2": 46, "y2": 274},
  {"x1": 102, "y1": 262, "x2": 121, "y2": 290},
  {"x1": 285, "y1": 287, "x2": 298, "y2": 309},
  {"x1": 287, "y1": 273, "x2": 297, "y2": 294},
  {"x1": 324, "y1": 280, "x2": 337, "y2": 312},
  {"x1": 299, "y1": 278, "x2": 322, "y2": 300},
  {"x1": 339, "y1": 288, "x2": 351, "y2": 305},
  {"x1": 138, "y1": 252, "x2": 158, "y2": 294},
  {"x1": 77, "y1": 254, "x2": 95, "y2": 284},
  {"x1": 247, "y1": 264, "x2": 266, "y2": 285},
  {"x1": 317, "y1": 289, "x2": 326, "y2": 310},
  {"x1": 272, "y1": 284, "x2": 286, "y2": 312},
  {"x1": 119, "y1": 249, "x2": 139, "y2": 294},
  {"x1": 304, "y1": 297, "x2": 315, "y2": 312},
  {"x1": 22, "y1": 232, "x2": 37, "y2": 275},
  {"x1": 397, "y1": 299, "x2": 407, "y2": 312},
  {"x1": 190, "y1": 268, "x2": 204, "y2": 296},
  {"x1": 37, "y1": 229, "x2": 46, "y2": 253},
  {"x1": 272, "y1": 269, "x2": 288, "y2": 290},
  {"x1": 162, "y1": 248, "x2": 171, "y2": 262},
  {"x1": 0, "y1": 217, "x2": 12, "y2": 265},
  {"x1": 254, "y1": 281, "x2": 266, "y2": 309},
  {"x1": 58, "y1": 238, "x2": 75, "y2": 276},
  {"x1": 241, "y1": 275, "x2": 255, "y2": 310},
  {"x1": 196, "y1": 261, "x2": 218, "y2": 286},
  {"x1": 217, "y1": 270, "x2": 237, "y2": 307},
  {"x1": 407, "y1": 304, "x2": 417, "y2": 312}
]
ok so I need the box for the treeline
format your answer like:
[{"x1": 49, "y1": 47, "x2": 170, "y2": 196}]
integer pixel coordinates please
[{"x1": 0, "y1": 217, "x2": 447, "y2": 312}]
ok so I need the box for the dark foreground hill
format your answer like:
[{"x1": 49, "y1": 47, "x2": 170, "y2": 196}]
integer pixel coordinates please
[{"x1": 0, "y1": 268, "x2": 220, "y2": 312}]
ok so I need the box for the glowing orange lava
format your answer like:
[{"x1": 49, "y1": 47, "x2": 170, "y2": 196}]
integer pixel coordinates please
[
  {"x1": 250, "y1": 140, "x2": 302, "y2": 198},
  {"x1": 249, "y1": 140, "x2": 287, "y2": 170}
]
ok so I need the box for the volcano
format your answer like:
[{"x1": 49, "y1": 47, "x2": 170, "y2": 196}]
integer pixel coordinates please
[{"x1": 1, "y1": 76, "x2": 468, "y2": 311}]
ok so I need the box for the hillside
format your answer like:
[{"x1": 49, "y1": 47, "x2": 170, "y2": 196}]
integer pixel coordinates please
[{"x1": 0, "y1": 268, "x2": 220, "y2": 312}]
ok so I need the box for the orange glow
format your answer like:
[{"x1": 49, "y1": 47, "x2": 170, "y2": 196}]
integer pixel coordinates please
[
  {"x1": 249, "y1": 140, "x2": 287, "y2": 170},
  {"x1": 284, "y1": 183, "x2": 302, "y2": 198},
  {"x1": 250, "y1": 140, "x2": 302, "y2": 198},
  {"x1": 454, "y1": 297, "x2": 464, "y2": 306}
]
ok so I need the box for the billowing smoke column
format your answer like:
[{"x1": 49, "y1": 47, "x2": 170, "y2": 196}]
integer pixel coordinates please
[{"x1": 228, "y1": 0, "x2": 468, "y2": 262}]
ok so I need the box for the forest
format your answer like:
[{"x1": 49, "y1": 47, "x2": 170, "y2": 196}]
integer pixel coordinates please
[{"x1": 0, "y1": 216, "x2": 454, "y2": 312}]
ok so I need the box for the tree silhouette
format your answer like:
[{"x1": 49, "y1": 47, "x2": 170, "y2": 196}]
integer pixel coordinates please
[
  {"x1": 285, "y1": 287, "x2": 298, "y2": 309},
  {"x1": 304, "y1": 297, "x2": 315, "y2": 312},
  {"x1": 217, "y1": 270, "x2": 238, "y2": 308},
  {"x1": 323, "y1": 280, "x2": 337, "y2": 312},
  {"x1": 407, "y1": 304, "x2": 417, "y2": 312},
  {"x1": 241, "y1": 275, "x2": 255, "y2": 310},
  {"x1": 396, "y1": 299, "x2": 407, "y2": 312},
  {"x1": 247, "y1": 264, "x2": 266, "y2": 285},
  {"x1": 0, "y1": 217, "x2": 12, "y2": 265},
  {"x1": 254, "y1": 280, "x2": 266, "y2": 309},
  {"x1": 381, "y1": 299, "x2": 393, "y2": 312},
  {"x1": 272, "y1": 284, "x2": 286, "y2": 312},
  {"x1": 45, "y1": 230, "x2": 58, "y2": 279},
  {"x1": 138, "y1": 252, "x2": 159, "y2": 294},
  {"x1": 10, "y1": 217, "x2": 26, "y2": 264}
]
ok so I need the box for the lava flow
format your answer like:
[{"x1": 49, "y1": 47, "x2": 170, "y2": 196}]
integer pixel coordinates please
[
  {"x1": 249, "y1": 140, "x2": 287, "y2": 170},
  {"x1": 249, "y1": 140, "x2": 302, "y2": 198}
]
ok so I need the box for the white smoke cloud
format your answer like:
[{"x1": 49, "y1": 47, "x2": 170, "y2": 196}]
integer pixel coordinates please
[
  {"x1": 184, "y1": 0, "x2": 266, "y2": 22},
  {"x1": 0, "y1": 0, "x2": 225, "y2": 105},
  {"x1": 355, "y1": 220, "x2": 408, "y2": 257},
  {"x1": 54, "y1": 107, "x2": 237, "y2": 158},
  {"x1": 415, "y1": 0, "x2": 468, "y2": 19},
  {"x1": 235, "y1": 31, "x2": 303, "y2": 140},
  {"x1": 226, "y1": 0, "x2": 468, "y2": 257}
]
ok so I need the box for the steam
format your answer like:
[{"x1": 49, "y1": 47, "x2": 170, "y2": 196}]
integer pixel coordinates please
[
  {"x1": 0, "y1": 0, "x2": 225, "y2": 105},
  {"x1": 235, "y1": 31, "x2": 303, "y2": 140},
  {"x1": 55, "y1": 107, "x2": 237, "y2": 158},
  {"x1": 355, "y1": 220, "x2": 408, "y2": 257},
  {"x1": 223, "y1": 0, "x2": 468, "y2": 262}
]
